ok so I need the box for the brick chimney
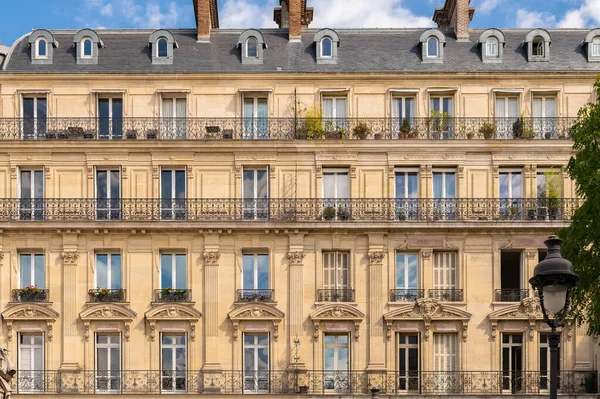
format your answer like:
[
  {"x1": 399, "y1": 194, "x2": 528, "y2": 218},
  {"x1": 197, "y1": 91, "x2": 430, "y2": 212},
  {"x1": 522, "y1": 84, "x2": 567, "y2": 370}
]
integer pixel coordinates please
[
  {"x1": 274, "y1": 0, "x2": 313, "y2": 41},
  {"x1": 193, "y1": 0, "x2": 219, "y2": 42},
  {"x1": 433, "y1": 0, "x2": 474, "y2": 41}
]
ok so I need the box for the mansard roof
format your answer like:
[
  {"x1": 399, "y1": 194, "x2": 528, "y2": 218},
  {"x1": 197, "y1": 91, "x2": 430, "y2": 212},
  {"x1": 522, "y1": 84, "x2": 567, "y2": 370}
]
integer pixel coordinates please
[{"x1": 2, "y1": 28, "x2": 600, "y2": 74}]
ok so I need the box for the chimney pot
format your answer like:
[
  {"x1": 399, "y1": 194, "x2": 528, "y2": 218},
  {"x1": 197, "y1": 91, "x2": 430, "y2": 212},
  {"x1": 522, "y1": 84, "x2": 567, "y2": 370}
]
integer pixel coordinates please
[
  {"x1": 193, "y1": 0, "x2": 219, "y2": 42},
  {"x1": 433, "y1": 0, "x2": 474, "y2": 41}
]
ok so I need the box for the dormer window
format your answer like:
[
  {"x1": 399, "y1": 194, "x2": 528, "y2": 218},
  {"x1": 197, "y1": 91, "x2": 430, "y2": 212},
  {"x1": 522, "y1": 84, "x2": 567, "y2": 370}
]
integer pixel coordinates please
[
  {"x1": 82, "y1": 38, "x2": 93, "y2": 58},
  {"x1": 29, "y1": 29, "x2": 57, "y2": 65},
  {"x1": 525, "y1": 29, "x2": 551, "y2": 62},
  {"x1": 37, "y1": 39, "x2": 47, "y2": 58},
  {"x1": 321, "y1": 37, "x2": 332, "y2": 57},
  {"x1": 533, "y1": 36, "x2": 545, "y2": 57},
  {"x1": 427, "y1": 37, "x2": 438, "y2": 58},
  {"x1": 149, "y1": 29, "x2": 178, "y2": 65},
  {"x1": 486, "y1": 37, "x2": 498, "y2": 57},
  {"x1": 584, "y1": 29, "x2": 600, "y2": 62},
  {"x1": 237, "y1": 29, "x2": 267, "y2": 65},
  {"x1": 74, "y1": 29, "x2": 103, "y2": 65},
  {"x1": 593, "y1": 38, "x2": 600, "y2": 57},
  {"x1": 479, "y1": 29, "x2": 505, "y2": 63},
  {"x1": 246, "y1": 37, "x2": 258, "y2": 58},
  {"x1": 313, "y1": 29, "x2": 340, "y2": 64}
]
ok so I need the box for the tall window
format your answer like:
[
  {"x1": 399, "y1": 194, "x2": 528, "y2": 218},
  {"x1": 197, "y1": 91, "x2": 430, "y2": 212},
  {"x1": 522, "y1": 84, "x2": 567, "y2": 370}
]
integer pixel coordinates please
[
  {"x1": 322, "y1": 96, "x2": 348, "y2": 132},
  {"x1": 160, "y1": 254, "x2": 186, "y2": 290},
  {"x1": 498, "y1": 251, "x2": 523, "y2": 301},
  {"x1": 157, "y1": 38, "x2": 168, "y2": 58},
  {"x1": 160, "y1": 169, "x2": 186, "y2": 220},
  {"x1": 499, "y1": 170, "x2": 522, "y2": 199},
  {"x1": 433, "y1": 334, "x2": 457, "y2": 392},
  {"x1": 243, "y1": 168, "x2": 269, "y2": 220},
  {"x1": 243, "y1": 97, "x2": 268, "y2": 139},
  {"x1": 96, "y1": 254, "x2": 122, "y2": 290},
  {"x1": 593, "y1": 37, "x2": 600, "y2": 57},
  {"x1": 98, "y1": 97, "x2": 123, "y2": 139},
  {"x1": 82, "y1": 38, "x2": 93, "y2": 57},
  {"x1": 432, "y1": 252, "x2": 458, "y2": 300},
  {"x1": 18, "y1": 333, "x2": 44, "y2": 392},
  {"x1": 395, "y1": 169, "x2": 418, "y2": 220},
  {"x1": 322, "y1": 251, "x2": 351, "y2": 301},
  {"x1": 426, "y1": 37, "x2": 438, "y2": 58},
  {"x1": 19, "y1": 169, "x2": 44, "y2": 220},
  {"x1": 433, "y1": 170, "x2": 456, "y2": 220},
  {"x1": 395, "y1": 253, "x2": 419, "y2": 301},
  {"x1": 22, "y1": 96, "x2": 47, "y2": 139},
  {"x1": 321, "y1": 37, "x2": 333, "y2": 57},
  {"x1": 36, "y1": 39, "x2": 47, "y2": 58},
  {"x1": 533, "y1": 37, "x2": 545, "y2": 57},
  {"x1": 323, "y1": 169, "x2": 350, "y2": 220},
  {"x1": 539, "y1": 333, "x2": 560, "y2": 390},
  {"x1": 246, "y1": 37, "x2": 258, "y2": 58},
  {"x1": 20, "y1": 254, "x2": 45, "y2": 289},
  {"x1": 96, "y1": 169, "x2": 120, "y2": 220},
  {"x1": 95, "y1": 334, "x2": 121, "y2": 392},
  {"x1": 502, "y1": 334, "x2": 523, "y2": 392},
  {"x1": 495, "y1": 96, "x2": 519, "y2": 137},
  {"x1": 161, "y1": 97, "x2": 187, "y2": 139},
  {"x1": 393, "y1": 97, "x2": 415, "y2": 120},
  {"x1": 533, "y1": 96, "x2": 557, "y2": 137},
  {"x1": 242, "y1": 254, "x2": 269, "y2": 297},
  {"x1": 537, "y1": 168, "x2": 562, "y2": 220},
  {"x1": 398, "y1": 334, "x2": 419, "y2": 391},
  {"x1": 430, "y1": 96, "x2": 453, "y2": 116},
  {"x1": 161, "y1": 334, "x2": 187, "y2": 392},
  {"x1": 243, "y1": 333, "x2": 269, "y2": 393},
  {"x1": 486, "y1": 37, "x2": 499, "y2": 57},
  {"x1": 323, "y1": 334, "x2": 349, "y2": 391}
]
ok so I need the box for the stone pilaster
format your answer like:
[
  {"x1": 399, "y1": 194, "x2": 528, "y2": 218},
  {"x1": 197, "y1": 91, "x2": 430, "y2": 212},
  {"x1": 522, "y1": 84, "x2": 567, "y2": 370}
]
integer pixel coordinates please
[
  {"x1": 367, "y1": 233, "x2": 386, "y2": 370},
  {"x1": 287, "y1": 232, "x2": 306, "y2": 366},
  {"x1": 202, "y1": 231, "x2": 221, "y2": 370},
  {"x1": 61, "y1": 233, "x2": 80, "y2": 370}
]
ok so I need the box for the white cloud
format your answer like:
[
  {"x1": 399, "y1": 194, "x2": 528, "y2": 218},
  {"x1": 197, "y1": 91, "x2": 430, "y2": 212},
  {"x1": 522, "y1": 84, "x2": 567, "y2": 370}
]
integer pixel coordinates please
[
  {"x1": 115, "y1": 0, "x2": 183, "y2": 28},
  {"x1": 515, "y1": 8, "x2": 557, "y2": 28},
  {"x1": 100, "y1": 3, "x2": 113, "y2": 17},
  {"x1": 478, "y1": 0, "x2": 502, "y2": 14},
  {"x1": 556, "y1": 0, "x2": 600, "y2": 28},
  {"x1": 219, "y1": 0, "x2": 278, "y2": 28}
]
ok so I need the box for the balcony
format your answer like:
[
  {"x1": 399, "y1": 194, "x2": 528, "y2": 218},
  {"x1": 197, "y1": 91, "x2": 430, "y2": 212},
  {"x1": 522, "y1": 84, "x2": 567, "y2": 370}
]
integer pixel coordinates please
[
  {"x1": 236, "y1": 289, "x2": 274, "y2": 302},
  {"x1": 11, "y1": 288, "x2": 49, "y2": 303},
  {"x1": 0, "y1": 198, "x2": 582, "y2": 223},
  {"x1": 11, "y1": 370, "x2": 597, "y2": 395},
  {"x1": 390, "y1": 289, "x2": 425, "y2": 302},
  {"x1": 317, "y1": 289, "x2": 355, "y2": 302},
  {"x1": 0, "y1": 117, "x2": 575, "y2": 141},
  {"x1": 87, "y1": 289, "x2": 126, "y2": 303},
  {"x1": 495, "y1": 289, "x2": 529, "y2": 302},
  {"x1": 153, "y1": 288, "x2": 191, "y2": 302},
  {"x1": 428, "y1": 289, "x2": 464, "y2": 302}
]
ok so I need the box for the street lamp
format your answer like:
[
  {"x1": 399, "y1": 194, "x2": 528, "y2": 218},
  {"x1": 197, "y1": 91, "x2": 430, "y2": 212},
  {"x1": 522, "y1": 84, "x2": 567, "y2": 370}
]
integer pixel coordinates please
[{"x1": 529, "y1": 235, "x2": 579, "y2": 399}]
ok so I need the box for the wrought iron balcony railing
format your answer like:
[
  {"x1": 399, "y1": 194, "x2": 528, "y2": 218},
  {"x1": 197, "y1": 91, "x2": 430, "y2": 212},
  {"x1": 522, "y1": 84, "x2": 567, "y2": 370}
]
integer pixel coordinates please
[
  {"x1": 153, "y1": 289, "x2": 191, "y2": 302},
  {"x1": 0, "y1": 117, "x2": 575, "y2": 141},
  {"x1": 317, "y1": 289, "x2": 355, "y2": 302},
  {"x1": 390, "y1": 289, "x2": 425, "y2": 302},
  {"x1": 11, "y1": 370, "x2": 598, "y2": 395},
  {"x1": 11, "y1": 288, "x2": 49, "y2": 302},
  {"x1": 0, "y1": 198, "x2": 583, "y2": 223},
  {"x1": 237, "y1": 289, "x2": 274, "y2": 302},
  {"x1": 495, "y1": 289, "x2": 529, "y2": 302},
  {"x1": 87, "y1": 289, "x2": 126, "y2": 303},
  {"x1": 428, "y1": 289, "x2": 464, "y2": 302}
]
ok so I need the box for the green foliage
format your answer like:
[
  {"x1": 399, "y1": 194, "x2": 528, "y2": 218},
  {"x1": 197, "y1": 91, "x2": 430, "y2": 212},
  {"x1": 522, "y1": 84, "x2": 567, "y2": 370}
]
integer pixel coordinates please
[
  {"x1": 352, "y1": 122, "x2": 371, "y2": 139},
  {"x1": 512, "y1": 115, "x2": 535, "y2": 139},
  {"x1": 558, "y1": 76, "x2": 600, "y2": 335},
  {"x1": 298, "y1": 106, "x2": 324, "y2": 140},
  {"x1": 479, "y1": 122, "x2": 496, "y2": 139}
]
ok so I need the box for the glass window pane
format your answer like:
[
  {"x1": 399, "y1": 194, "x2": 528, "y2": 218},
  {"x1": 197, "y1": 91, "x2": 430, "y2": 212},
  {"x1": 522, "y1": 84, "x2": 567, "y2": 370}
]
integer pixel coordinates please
[
  {"x1": 158, "y1": 39, "x2": 168, "y2": 57},
  {"x1": 446, "y1": 173, "x2": 456, "y2": 198},
  {"x1": 258, "y1": 347, "x2": 269, "y2": 370},
  {"x1": 335, "y1": 98, "x2": 347, "y2": 119},
  {"x1": 34, "y1": 171, "x2": 44, "y2": 199},
  {"x1": 324, "y1": 348, "x2": 334, "y2": 370},
  {"x1": 84, "y1": 39, "x2": 92, "y2": 56},
  {"x1": 433, "y1": 173, "x2": 442, "y2": 198},
  {"x1": 162, "y1": 334, "x2": 173, "y2": 345},
  {"x1": 396, "y1": 253, "x2": 406, "y2": 288},
  {"x1": 161, "y1": 171, "x2": 172, "y2": 199},
  {"x1": 175, "y1": 348, "x2": 186, "y2": 370},
  {"x1": 338, "y1": 335, "x2": 348, "y2": 345},
  {"x1": 111, "y1": 255, "x2": 122, "y2": 289},
  {"x1": 99, "y1": 99, "x2": 110, "y2": 119},
  {"x1": 244, "y1": 348, "x2": 254, "y2": 370},
  {"x1": 322, "y1": 38, "x2": 332, "y2": 57},
  {"x1": 243, "y1": 170, "x2": 255, "y2": 199},
  {"x1": 161, "y1": 254, "x2": 173, "y2": 288},
  {"x1": 175, "y1": 254, "x2": 186, "y2": 289},
  {"x1": 97, "y1": 254, "x2": 108, "y2": 288},
  {"x1": 324, "y1": 335, "x2": 335, "y2": 345},
  {"x1": 322, "y1": 98, "x2": 333, "y2": 118},
  {"x1": 97, "y1": 334, "x2": 108, "y2": 344},
  {"x1": 395, "y1": 174, "x2": 405, "y2": 199},
  {"x1": 336, "y1": 173, "x2": 349, "y2": 198},
  {"x1": 405, "y1": 98, "x2": 414, "y2": 119},
  {"x1": 323, "y1": 174, "x2": 334, "y2": 198},
  {"x1": 175, "y1": 171, "x2": 185, "y2": 198},
  {"x1": 243, "y1": 254, "x2": 255, "y2": 290},
  {"x1": 37, "y1": 98, "x2": 47, "y2": 119},
  {"x1": 21, "y1": 171, "x2": 31, "y2": 199},
  {"x1": 20, "y1": 254, "x2": 31, "y2": 287},
  {"x1": 244, "y1": 334, "x2": 255, "y2": 346},
  {"x1": 511, "y1": 173, "x2": 522, "y2": 198},
  {"x1": 427, "y1": 38, "x2": 437, "y2": 57},
  {"x1": 97, "y1": 347, "x2": 108, "y2": 370},
  {"x1": 162, "y1": 348, "x2": 172, "y2": 370},
  {"x1": 256, "y1": 170, "x2": 268, "y2": 199},
  {"x1": 257, "y1": 255, "x2": 269, "y2": 290},
  {"x1": 23, "y1": 98, "x2": 34, "y2": 118},
  {"x1": 38, "y1": 40, "x2": 46, "y2": 56},
  {"x1": 247, "y1": 37, "x2": 258, "y2": 58},
  {"x1": 97, "y1": 171, "x2": 107, "y2": 199},
  {"x1": 111, "y1": 347, "x2": 120, "y2": 371},
  {"x1": 407, "y1": 254, "x2": 418, "y2": 289},
  {"x1": 499, "y1": 173, "x2": 508, "y2": 197},
  {"x1": 408, "y1": 173, "x2": 418, "y2": 197},
  {"x1": 110, "y1": 171, "x2": 120, "y2": 199}
]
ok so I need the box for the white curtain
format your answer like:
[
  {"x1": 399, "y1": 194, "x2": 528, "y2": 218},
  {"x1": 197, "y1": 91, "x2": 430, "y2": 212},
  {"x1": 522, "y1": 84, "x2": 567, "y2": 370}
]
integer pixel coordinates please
[
  {"x1": 533, "y1": 98, "x2": 543, "y2": 117},
  {"x1": 335, "y1": 98, "x2": 347, "y2": 119},
  {"x1": 322, "y1": 98, "x2": 334, "y2": 118},
  {"x1": 162, "y1": 98, "x2": 173, "y2": 118}
]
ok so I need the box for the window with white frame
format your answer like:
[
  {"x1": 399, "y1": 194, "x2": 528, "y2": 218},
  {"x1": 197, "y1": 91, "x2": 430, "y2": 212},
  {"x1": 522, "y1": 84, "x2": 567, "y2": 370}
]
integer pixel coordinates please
[
  {"x1": 161, "y1": 334, "x2": 187, "y2": 392},
  {"x1": 96, "y1": 254, "x2": 122, "y2": 290},
  {"x1": 432, "y1": 170, "x2": 455, "y2": 199},
  {"x1": 533, "y1": 96, "x2": 556, "y2": 118},
  {"x1": 160, "y1": 169, "x2": 186, "y2": 220},
  {"x1": 533, "y1": 36, "x2": 545, "y2": 57},
  {"x1": 246, "y1": 37, "x2": 258, "y2": 58},
  {"x1": 95, "y1": 334, "x2": 121, "y2": 392},
  {"x1": 323, "y1": 334, "x2": 350, "y2": 391},
  {"x1": 98, "y1": 97, "x2": 123, "y2": 139},
  {"x1": 322, "y1": 97, "x2": 347, "y2": 120},
  {"x1": 430, "y1": 96, "x2": 453, "y2": 116},
  {"x1": 539, "y1": 333, "x2": 560, "y2": 390},
  {"x1": 82, "y1": 37, "x2": 93, "y2": 58},
  {"x1": 36, "y1": 38, "x2": 47, "y2": 58},
  {"x1": 536, "y1": 168, "x2": 561, "y2": 198},
  {"x1": 485, "y1": 37, "x2": 499, "y2": 57},
  {"x1": 242, "y1": 253, "x2": 270, "y2": 299},
  {"x1": 19, "y1": 333, "x2": 44, "y2": 392},
  {"x1": 426, "y1": 37, "x2": 438, "y2": 58},
  {"x1": 243, "y1": 333, "x2": 270, "y2": 393},
  {"x1": 19, "y1": 169, "x2": 44, "y2": 220},
  {"x1": 495, "y1": 96, "x2": 519, "y2": 118},
  {"x1": 433, "y1": 333, "x2": 457, "y2": 372},
  {"x1": 95, "y1": 169, "x2": 120, "y2": 220},
  {"x1": 395, "y1": 253, "x2": 419, "y2": 301},
  {"x1": 322, "y1": 251, "x2": 350, "y2": 298},
  {"x1": 398, "y1": 334, "x2": 419, "y2": 391},
  {"x1": 160, "y1": 253, "x2": 187, "y2": 290},
  {"x1": 161, "y1": 97, "x2": 187, "y2": 139},
  {"x1": 392, "y1": 96, "x2": 416, "y2": 120},
  {"x1": 22, "y1": 96, "x2": 47, "y2": 139},
  {"x1": 499, "y1": 169, "x2": 522, "y2": 199},
  {"x1": 20, "y1": 253, "x2": 45, "y2": 289},
  {"x1": 243, "y1": 168, "x2": 269, "y2": 219},
  {"x1": 323, "y1": 169, "x2": 349, "y2": 199},
  {"x1": 502, "y1": 334, "x2": 523, "y2": 391},
  {"x1": 243, "y1": 96, "x2": 268, "y2": 139},
  {"x1": 157, "y1": 37, "x2": 168, "y2": 58},
  {"x1": 321, "y1": 37, "x2": 333, "y2": 57},
  {"x1": 433, "y1": 252, "x2": 457, "y2": 293},
  {"x1": 395, "y1": 168, "x2": 418, "y2": 220},
  {"x1": 593, "y1": 37, "x2": 600, "y2": 57}
]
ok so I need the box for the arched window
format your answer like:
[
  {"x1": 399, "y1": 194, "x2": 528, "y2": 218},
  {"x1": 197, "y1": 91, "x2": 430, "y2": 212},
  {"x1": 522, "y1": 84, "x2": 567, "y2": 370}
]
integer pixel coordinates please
[
  {"x1": 486, "y1": 37, "x2": 499, "y2": 57},
  {"x1": 427, "y1": 37, "x2": 438, "y2": 58},
  {"x1": 37, "y1": 39, "x2": 47, "y2": 58},
  {"x1": 592, "y1": 37, "x2": 600, "y2": 57},
  {"x1": 246, "y1": 37, "x2": 258, "y2": 58},
  {"x1": 533, "y1": 36, "x2": 545, "y2": 57},
  {"x1": 321, "y1": 37, "x2": 333, "y2": 57},
  {"x1": 82, "y1": 38, "x2": 93, "y2": 57},
  {"x1": 157, "y1": 38, "x2": 168, "y2": 58}
]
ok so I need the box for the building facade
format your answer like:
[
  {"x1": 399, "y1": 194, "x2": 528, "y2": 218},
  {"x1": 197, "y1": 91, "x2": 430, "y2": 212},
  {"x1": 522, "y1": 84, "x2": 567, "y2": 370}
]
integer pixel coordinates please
[{"x1": 0, "y1": 0, "x2": 598, "y2": 397}]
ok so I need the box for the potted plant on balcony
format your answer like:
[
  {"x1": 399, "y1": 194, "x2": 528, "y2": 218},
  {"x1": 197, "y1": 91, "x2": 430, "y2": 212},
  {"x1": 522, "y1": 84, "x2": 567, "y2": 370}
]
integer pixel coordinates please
[
  {"x1": 479, "y1": 122, "x2": 496, "y2": 139},
  {"x1": 160, "y1": 287, "x2": 189, "y2": 302},
  {"x1": 352, "y1": 122, "x2": 371, "y2": 139},
  {"x1": 322, "y1": 206, "x2": 336, "y2": 220},
  {"x1": 512, "y1": 115, "x2": 535, "y2": 139},
  {"x1": 301, "y1": 106, "x2": 324, "y2": 141},
  {"x1": 324, "y1": 121, "x2": 346, "y2": 140},
  {"x1": 18, "y1": 285, "x2": 44, "y2": 302},
  {"x1": 399, "y1": 118, "x2": 416, "y2": 139},
  {"x1": 544, "y1": 169, "x2": 562, "y2": 220},
  {"x1": 427, "y1": 110, "x2": 450, "y2": 139},
  {"x1": 337, "y1": 205, "x2": 351, "y2": 220}
]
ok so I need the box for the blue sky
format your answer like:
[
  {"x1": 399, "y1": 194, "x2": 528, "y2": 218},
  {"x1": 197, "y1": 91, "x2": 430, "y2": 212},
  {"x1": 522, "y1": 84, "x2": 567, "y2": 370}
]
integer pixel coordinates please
[{"x1": 0, "y1": 0, "x2": 598, "y2": 47}]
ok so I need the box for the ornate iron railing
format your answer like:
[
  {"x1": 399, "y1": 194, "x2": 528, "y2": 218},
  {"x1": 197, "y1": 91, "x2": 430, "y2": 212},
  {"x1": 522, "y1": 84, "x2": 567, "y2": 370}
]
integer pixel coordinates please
[
  {"x1": 317, "y1": 289, "x2": 355, "y2": 302},
  {"x1": 428, "y1": 289, "x2": 464, "y2": 302},
  {"x1": 11, "y1": 288, "x2": 49, "y2": 302},
  {"x1": 236, "y1": 289, "x2": 274, "y2": 302},
  {"x1": 390, "y1": 289, "x2": 425, "y2": 302},
  {"x1": 87, "y1": 289, "x2": 126, "y2": 303},
  {"x1": 495, "y1": 289, "x2": 529, "y2": 302},
  {"x1": 11, "y1": 370, "x2": 597, "y2": 394},
  {"x1": 153, "y1": 289, "x2": 192, "y2": 302},
  {"x1": 0, "y1": 198, "x2": 583, "y2": 223},
  {"x1": 0, "y1": 117, "x2": 576, "y2": 141}
]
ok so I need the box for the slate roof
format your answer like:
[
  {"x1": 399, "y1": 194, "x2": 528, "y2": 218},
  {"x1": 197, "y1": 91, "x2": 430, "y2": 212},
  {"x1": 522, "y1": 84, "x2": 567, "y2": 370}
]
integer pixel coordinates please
[{"x1": 2, "y1": 28, "x2": 600, "y2": 74}]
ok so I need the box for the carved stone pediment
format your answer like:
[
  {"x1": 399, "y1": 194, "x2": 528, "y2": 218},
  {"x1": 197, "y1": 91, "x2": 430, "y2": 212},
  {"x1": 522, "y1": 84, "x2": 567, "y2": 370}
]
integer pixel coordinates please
[
  {"x1": 145, "y1": 304, "x2": 202, "y2": 342},
  {"x1": 80, "y1": 304, "x2": 137, "y2": 342},
  {"x1": 2, "y1": 304, "x2": 60, "y2": 342},
  {"x1": 228, "y1": 304, "x2": 284, "y2": 342},
  {"x1": 383, "y1": 298, "x2": 471, "y2": 342},
  {"x1": 310, "y1": 304, "x2": 365, "y2": 342},
  {"x1": 489, "y1": 297, "x2": 545, "y2": 342}
]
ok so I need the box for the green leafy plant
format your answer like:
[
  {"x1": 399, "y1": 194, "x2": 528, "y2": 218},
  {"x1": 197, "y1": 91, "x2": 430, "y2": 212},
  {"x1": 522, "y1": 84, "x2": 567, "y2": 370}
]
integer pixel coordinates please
[
  {"x1": 299, "y1": 106, "x2": 324, "y2": 140},
  {"x1": 544, "y1": 169, "x2": 562, "y2": 213},
  {"x1": 322, "y1": 206, "x2": 336, "y2": 220},
  {"x1": 337, "y1": 206, "x2": 350, "y2": 220},
  {"x1": 399, "y1": 118, "x2": 416, "y2": 138},
  {"x1": 479, "y1": 122, "x2": 496, "y2": 139},
  {"x1": 513, "y1": 115, "x2": 535, "y2": 139},
  {"x1": 352, "y1": 122, "x2": 371, "y2": 139},
  {"x1": 427, "y1": 110, "x2": 450, "y2": 138}
]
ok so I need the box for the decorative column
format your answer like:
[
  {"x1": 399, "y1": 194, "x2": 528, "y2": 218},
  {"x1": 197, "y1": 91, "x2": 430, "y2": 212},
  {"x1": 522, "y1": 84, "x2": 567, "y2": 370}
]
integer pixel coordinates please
[
  {"x1": 61, "y1": 232, "x2": 81, "y2": 370},
  {"x1": 203, "y1": 249, "x2": 221, "y2": 370},
  {"x1": 287, "y1": 232, "x2": 306, "y2": 369},
  {"x1": 367, "y1": 250, "x2": 386, "y2": 370}
]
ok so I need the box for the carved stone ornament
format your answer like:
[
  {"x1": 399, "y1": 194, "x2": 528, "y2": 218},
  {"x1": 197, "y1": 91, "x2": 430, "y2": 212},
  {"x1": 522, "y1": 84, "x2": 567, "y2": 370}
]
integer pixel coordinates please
[
  {"x1": 2, "y1": 304, "x2": 60, "y2": 342},
  {"x1": 61, "y1": 251, "x2": 79, "y2": 265},
  {"x1": 287, "y1": 251, "x2": 306, "y2": 265},
  {"x1": 80, "y1": 304, "x2": 137, "y2": 342},
  {"x1": 367, "y1": 252, "x2": 385, "y2": 265},
  {"x1": 145, "y1": 304, "x2": 202, "y2": 341},
  {"x1": 489, "y1": 296, "x2": 545, "y2": 341},
  {"x1": 421, "y1": 251, "x2": 432, "y2": 259},
  {"x1": 310, "y1": 304, "x2": 365, "y2": 342},
  {"x1": 228, "y1": 304, "x2": 285, "y2": 342},
  {"x1": 383, "y1": 298, "x2": 471, "y2": 341},
  {"x1": 526, "y1": 251, "x2": 537, "y2": 259},
  {"x1": 203, "y1": 252, "x2": 221, "y2": 265}
]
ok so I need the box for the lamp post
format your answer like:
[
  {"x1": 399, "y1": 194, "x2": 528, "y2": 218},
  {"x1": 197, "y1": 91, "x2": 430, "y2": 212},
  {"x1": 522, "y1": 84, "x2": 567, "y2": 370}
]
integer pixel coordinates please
[{"x1": 529, "y1": 235, "x2": 579, "y2": 399}]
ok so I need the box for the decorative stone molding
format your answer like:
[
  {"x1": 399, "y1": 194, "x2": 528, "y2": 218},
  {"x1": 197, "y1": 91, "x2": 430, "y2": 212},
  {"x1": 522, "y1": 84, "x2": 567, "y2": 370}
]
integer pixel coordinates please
[
  {"x1": 489, "y1": 296, "x2": 544, "y2": 341},
  {"x1": 421, "y1": 251, "x2": 432, "y2": 259},
  {"x1": 388, "y1": 166, "x2": 395, "y2": 179},
  {"x1": 316, "y1": 166, "x2": 322, "y2": 179},
  {"x1": 145, "y1": 304, "x2": 202, "y2": 341},
  {"x1": 80, "y1": 304, "x2": 137, "y2": 342},
  {"x1": 61, "y1": 251, "x2": 79, "y2": 265},
  {"x1": 492, "y1": 166, "x2": 499, "y2": 179},
  {"x1": 235, "y1": 166, "x2": 241, "y2": 179},
  {"x1": 122, "y1": 166, "x2": 128, "y2": 179},
  {"x1": 228, "y1": 303, "x2": 285, "y2": 342},
  {"x1": 350, "y1": 166, "x2": 357, "y2": 179},
  {"x1": 152, "y1": 167, "x2": 159, "y2": 179},
  {"x1": 203, "y1": 252, "x2": 221, "y2": 265},
  {"x1": 287, "y1": 251, "x2": 305, "y2": 265},
  {"x1": 367, "y1": 251, "x2": 385, "y2": 265},
  {"x1": 526, "y1": 251, "x2": 537, "y2": 259},
  {"x1": 310, "y1": 304, "x2": 365, "y2": 342},
  {"x1": 270, "y1": 165, "x2": 276, "y2": 178},
  {"x1": 2, "y1": 304, "x2": 60, "y2": 342},
  {"x1": 458, "y1": 166, "x2": 465, "y2": 179},
  {"x1": 383, "y1": 298, "x2": 471, "y2": 341}
]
